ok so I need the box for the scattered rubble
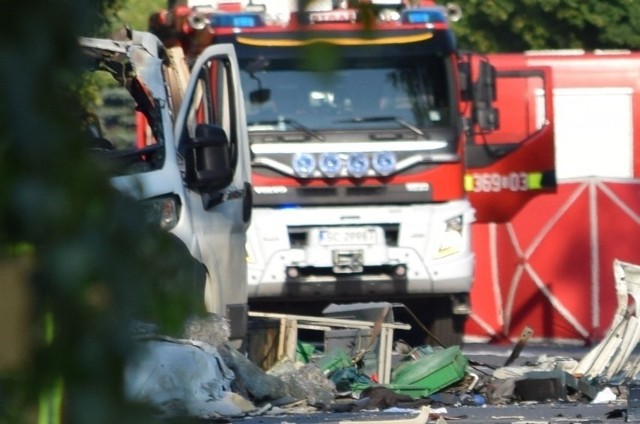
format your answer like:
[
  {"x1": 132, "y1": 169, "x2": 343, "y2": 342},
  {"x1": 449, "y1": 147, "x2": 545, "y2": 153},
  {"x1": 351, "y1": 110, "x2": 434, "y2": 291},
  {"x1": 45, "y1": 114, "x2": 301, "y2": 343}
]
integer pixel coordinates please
[
  {"x1": 124, "y1": 335, "x2": 251, "y2": 418},
  {"x1": 123, "y1": 259, "x2": 640, "y2": 422}
]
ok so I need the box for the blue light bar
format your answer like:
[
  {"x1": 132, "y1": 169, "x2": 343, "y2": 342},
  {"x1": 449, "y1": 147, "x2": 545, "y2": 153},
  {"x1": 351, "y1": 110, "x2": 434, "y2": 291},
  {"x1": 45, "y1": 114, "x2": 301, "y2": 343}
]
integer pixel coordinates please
[
  {"x1": 210, "y1": 13, "x2": 264, "y2": 28},
  {"x1": 401, "y1": 9, "x2": 446, "y2": 24}
]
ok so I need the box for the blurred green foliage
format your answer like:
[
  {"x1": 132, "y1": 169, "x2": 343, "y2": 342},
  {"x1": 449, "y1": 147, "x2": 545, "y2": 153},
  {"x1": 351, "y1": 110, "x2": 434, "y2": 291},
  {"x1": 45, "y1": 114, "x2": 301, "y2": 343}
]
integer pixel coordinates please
[
  {"x1": 110, "y1": 0, "x2": 165, "y2": 33},
  {"x1": 108, "y1": 0, "x2": 640, "y2": 53},
  {"x1": 453, "y1": 0, "x2": 640, "y2": 52},
  {"x1": 0, "y1": 0, "x2": 203, "y2": 423}
]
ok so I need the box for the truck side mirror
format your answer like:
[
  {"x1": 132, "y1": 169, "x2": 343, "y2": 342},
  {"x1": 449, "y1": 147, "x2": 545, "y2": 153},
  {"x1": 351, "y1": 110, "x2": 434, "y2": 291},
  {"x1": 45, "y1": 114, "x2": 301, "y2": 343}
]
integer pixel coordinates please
[
  {"x1": 474, "y1": 60, "x2": 499, "y2": 131},
  {"x1": 184, "y1": 123, "x2": 233, "y2": 192},
  {"x1": 476, "y1": 60, "x2": 497, "y2": 101},
  {"x1": 458, "y1": 62, "x2": 471, "y2": 101},
  {"x1": 250, "y1": 88, "x2": 271, "y2": 105},
  {"x1": 475, "y1": 104, "x2": 500, "y2": 131}
]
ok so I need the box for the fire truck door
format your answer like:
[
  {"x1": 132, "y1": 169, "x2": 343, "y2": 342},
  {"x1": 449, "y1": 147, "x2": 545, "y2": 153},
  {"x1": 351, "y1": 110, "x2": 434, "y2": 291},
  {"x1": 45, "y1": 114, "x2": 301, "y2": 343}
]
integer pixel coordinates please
[{"x1": 465, "y1": 67, "x2": 557, "y2": 223}]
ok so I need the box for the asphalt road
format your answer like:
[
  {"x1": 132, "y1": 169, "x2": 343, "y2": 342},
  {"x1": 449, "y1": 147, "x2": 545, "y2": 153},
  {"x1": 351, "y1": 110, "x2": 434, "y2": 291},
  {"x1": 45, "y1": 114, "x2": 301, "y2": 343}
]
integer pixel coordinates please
[
  {"x1": 237, "y1": 395, "x2": 626, "y2": 424},
  {"x1": 236, "y1": 404, "x2": 625, "y2": 424},
  {"x1": 235, "y1": 343, "x2": 631, "y2": 424}
]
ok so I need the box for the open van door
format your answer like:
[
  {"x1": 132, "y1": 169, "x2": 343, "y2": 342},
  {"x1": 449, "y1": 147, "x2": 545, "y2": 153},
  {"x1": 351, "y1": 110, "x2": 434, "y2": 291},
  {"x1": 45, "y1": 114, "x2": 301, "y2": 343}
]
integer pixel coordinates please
[
  {"x1": 465, "y1": 65, "x2": 557, "y2": 223},
  {"x1": 174, "y1": 43, "x2": 253, "y2": 341}
]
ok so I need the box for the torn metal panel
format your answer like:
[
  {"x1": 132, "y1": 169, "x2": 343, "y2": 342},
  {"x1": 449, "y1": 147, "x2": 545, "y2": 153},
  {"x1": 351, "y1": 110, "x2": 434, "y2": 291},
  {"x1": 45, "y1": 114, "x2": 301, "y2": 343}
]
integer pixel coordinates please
[
  {"x1": 606, "y1": 315, "x2": 640, "y2": 380},
  {"x1": 571, "y1": 259, "x2": 640, "y2": 381}
]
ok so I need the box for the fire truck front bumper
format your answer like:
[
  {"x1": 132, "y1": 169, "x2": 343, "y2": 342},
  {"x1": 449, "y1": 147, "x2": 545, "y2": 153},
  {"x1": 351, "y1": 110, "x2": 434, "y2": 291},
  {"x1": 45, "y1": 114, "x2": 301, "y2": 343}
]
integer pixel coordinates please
[
  {"x1": 246, "y1": 202, "x2": 476, "y2": 300},
  {"x1": 247, "y1": 246, "x2": 474, "y2": 300}
]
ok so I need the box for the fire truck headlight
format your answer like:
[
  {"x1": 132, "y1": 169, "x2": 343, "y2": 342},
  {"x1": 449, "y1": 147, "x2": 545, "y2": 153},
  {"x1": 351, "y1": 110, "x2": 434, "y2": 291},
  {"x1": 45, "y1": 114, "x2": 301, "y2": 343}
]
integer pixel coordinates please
[
  {"x1": 319, "y1": 152, "x2": 342, "y2": 177},
  {"x1": 372, "y1": 151, "x2": 396, "y2": 176},
  {"x1": 346, "y1": 152, "x2": 369, "y2": 178},
  {"x1": 143, "y1": 195, "x2": 180, "y2": 231},
  {"x1": 292, "y1": 153, "x2": 316, "y2": 177},
  {"x1": 433, "y1": 215, "x2": 464, "y2": 259}
]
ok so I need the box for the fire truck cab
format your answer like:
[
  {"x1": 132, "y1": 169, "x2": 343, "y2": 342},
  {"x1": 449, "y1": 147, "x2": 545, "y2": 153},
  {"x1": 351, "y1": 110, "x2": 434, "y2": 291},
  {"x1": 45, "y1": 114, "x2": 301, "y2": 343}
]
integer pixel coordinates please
[
  {"x1": 149, "y1": 0, "x2": 556, "y2": 345},
  {"x1": 80, "y1": 31, "x2": 253, "y2": 344}
]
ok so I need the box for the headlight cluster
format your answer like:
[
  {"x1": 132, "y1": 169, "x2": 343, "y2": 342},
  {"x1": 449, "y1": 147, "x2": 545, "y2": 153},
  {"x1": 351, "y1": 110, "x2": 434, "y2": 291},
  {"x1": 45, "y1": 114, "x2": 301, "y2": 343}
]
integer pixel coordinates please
[
  {"x1": 143, "y1": 195, "x2": 180, "y2": 231},
  {"x1": 292, "y1": 151, "x2": 397, "y2": 178}
]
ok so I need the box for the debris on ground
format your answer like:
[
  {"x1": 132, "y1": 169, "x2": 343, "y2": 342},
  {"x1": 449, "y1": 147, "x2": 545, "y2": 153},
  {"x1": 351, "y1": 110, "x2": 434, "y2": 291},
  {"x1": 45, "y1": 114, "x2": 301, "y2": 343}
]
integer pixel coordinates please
[
  {"x1": 124, "y1": 334, "x2": 252, "y2": 418},
  {"x1": 123, "y1": 259, "x2": 640, "y2": 422}
]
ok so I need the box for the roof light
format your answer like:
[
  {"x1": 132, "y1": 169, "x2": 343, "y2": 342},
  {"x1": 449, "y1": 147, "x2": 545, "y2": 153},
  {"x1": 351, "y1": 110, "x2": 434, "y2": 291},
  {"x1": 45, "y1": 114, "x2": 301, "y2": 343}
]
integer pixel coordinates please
[
  {"x1": 210, "y1": 12, "x2": 264, "y2": 28},
  {"x1": 372, "y1": 151, "x2": 396, "y2": 176},
  {"x1": 292, "y1": 153, "x2": 316, "y2": 178},
  {"x1": 318, "y1": 153, "x2": 342, "y2": 178},
  {"x1": 346, "y1": 153, "x2": 369, "y2": 178},
  {"x1": 402, "y1": 9, "x2": 446, "y2": 24}
]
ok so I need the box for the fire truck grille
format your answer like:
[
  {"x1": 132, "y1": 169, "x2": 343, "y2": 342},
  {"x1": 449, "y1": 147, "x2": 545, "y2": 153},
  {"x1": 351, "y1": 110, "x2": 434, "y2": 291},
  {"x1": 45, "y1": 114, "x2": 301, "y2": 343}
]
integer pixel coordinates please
[
  {"x1": 288, "y1": 224, "x2": 399, "y2": 248},
  {"x1": 253, "y1": 184, "x2": 432, "y2": 207}
]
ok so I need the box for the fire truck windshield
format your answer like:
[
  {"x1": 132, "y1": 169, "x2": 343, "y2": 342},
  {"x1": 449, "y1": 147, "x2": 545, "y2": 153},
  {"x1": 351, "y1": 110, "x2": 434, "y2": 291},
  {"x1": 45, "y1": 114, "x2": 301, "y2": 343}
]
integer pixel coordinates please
[{"x1": 240, "y1": 54, "x2": 453, "y2": 139}]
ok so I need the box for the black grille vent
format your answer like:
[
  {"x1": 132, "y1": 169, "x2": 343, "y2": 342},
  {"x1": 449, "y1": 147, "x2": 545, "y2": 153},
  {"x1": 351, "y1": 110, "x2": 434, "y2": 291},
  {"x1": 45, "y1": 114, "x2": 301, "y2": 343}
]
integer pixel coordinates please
[{"x1": 345, "y1": 186, "x2": 387, "y2": 196}]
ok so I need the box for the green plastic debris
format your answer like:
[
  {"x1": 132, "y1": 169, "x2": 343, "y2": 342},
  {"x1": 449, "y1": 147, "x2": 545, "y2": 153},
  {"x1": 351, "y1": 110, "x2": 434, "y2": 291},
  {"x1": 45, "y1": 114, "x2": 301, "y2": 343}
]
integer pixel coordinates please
[
  {"x1": 330, "y1": 367, "x2": 374, "y2": 393},
  {"x1": 296, "y1": 341, "x2": 315, "y2": 363},
  {"x1": 387, "y1": 346, "x2": 468, "y2": 398},
  {"x1": 317, "y1": 348, "x2": 353, "y2": 375},
  {"x1": 350, "y1": 345, "x2": 468, "y2": 397}
]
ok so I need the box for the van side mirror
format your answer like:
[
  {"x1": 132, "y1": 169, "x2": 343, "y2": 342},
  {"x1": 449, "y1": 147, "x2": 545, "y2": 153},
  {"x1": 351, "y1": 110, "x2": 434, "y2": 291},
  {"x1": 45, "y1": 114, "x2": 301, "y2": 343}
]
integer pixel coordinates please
[
  {"x1": 474, "y1": 60, "x2": 499, "y2": 130},
  {"x1": 184, "y1": 124, "x2": 233, "y2": 192}
]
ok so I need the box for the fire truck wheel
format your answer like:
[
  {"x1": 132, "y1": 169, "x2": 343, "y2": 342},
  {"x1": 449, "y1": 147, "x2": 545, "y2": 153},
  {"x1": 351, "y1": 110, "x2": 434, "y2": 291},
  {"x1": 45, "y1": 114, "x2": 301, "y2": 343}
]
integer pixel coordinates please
[
  {"x1": 427, "y1": 312, "x2": 466, "y2": 348},
  {"x1": 394, "y1": 299, "x2": 465, "y2": 348}
]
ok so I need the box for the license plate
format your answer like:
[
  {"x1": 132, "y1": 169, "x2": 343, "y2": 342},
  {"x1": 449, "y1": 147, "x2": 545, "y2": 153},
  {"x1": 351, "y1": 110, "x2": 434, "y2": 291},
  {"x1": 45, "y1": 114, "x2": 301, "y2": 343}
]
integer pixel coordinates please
[{"x1": 318, "y1": 227, "x2": 378, "y2": 246}]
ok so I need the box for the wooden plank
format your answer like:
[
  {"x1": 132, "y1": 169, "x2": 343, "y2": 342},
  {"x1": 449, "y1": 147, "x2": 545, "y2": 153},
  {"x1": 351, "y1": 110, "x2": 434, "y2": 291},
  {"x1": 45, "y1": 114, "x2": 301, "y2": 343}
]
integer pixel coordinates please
[
  {"x1": 249, "y1": 311, "x2": 411, "y2": 331},
  {"x1": 249, "y1": 310, "x2": 411, "y2": 383}
]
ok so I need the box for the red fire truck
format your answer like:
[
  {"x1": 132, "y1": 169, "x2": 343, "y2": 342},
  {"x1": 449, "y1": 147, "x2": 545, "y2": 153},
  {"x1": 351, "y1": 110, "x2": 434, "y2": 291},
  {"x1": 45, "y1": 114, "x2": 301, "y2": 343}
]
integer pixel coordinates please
[
  {"x1": 149, "y1": 0, "x2": 557, "y2": 345},
  {"x1": 467, "y1": 50, "x2": 640, "y2": 344}
]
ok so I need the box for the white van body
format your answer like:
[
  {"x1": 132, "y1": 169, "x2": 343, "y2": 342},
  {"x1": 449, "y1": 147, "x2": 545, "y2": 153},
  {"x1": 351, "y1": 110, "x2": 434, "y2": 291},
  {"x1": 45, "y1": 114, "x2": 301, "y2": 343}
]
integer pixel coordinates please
[{"x1": 80, "y1": 31, "x2": 252, "y2": 340}]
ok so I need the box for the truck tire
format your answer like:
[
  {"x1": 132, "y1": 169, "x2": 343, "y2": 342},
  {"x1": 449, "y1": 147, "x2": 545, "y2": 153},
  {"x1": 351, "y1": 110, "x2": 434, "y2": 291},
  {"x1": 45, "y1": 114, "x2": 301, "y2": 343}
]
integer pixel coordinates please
[
  {"x1": 427, "y1": 312, "x2": 466, "y2": 348},
  {"x1": 393, "y1": 298, "x2": 465, "y2": 348}
]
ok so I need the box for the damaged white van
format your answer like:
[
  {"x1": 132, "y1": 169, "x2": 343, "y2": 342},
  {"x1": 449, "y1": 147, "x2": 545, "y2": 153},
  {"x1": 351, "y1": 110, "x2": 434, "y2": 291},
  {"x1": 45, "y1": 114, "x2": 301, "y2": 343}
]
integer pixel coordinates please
[{"x1": 79, "y1": 31, "x2": 252, "y2": 343}]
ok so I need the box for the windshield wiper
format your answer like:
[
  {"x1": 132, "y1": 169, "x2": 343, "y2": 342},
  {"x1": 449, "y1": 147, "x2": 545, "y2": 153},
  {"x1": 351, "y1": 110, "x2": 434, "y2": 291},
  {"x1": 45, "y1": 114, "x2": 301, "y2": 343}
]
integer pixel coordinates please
[
  {"x1": 248, "y1": 118, "x2": 325, "y2": 141},
  {"x1": 337, "y1": 116, "x2": 425, "y2": 137}
]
